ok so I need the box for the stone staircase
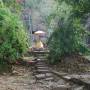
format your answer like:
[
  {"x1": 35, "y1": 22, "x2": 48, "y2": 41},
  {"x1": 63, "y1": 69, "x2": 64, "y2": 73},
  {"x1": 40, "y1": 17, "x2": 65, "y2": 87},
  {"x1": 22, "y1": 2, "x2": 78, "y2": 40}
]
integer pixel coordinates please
[
  {"x1": 30, "y1": 50, "x2": 74, "y2": 90},
  {"x1": 33, "y1": 58, "x2": 54, "y2": 82}
]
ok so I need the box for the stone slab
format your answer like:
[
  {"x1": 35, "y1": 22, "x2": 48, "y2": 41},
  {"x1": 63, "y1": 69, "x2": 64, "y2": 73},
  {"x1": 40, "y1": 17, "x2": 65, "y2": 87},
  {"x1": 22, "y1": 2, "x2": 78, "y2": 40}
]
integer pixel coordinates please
[
  {"x1": 36, "y1": 69, "x2": 50, "y2": 73},
  {"x1": 35, "y1": 74, "x2": 46, "y2": 80},
  {"x1": 35, "y1": 65, "x2": 46, "y2": 67},
  {"x1": 52, "y1": 85, "x2": 71, "y2": 90},
  {"x1": 45, "y1": 77, "x2": 54, "y2": 81},
  {"x1": 37, "y1": 67, "x2": 49, "y2": 69},
  {"x1": 46, "y1": 73, "x2": 53, "y2": 77}
]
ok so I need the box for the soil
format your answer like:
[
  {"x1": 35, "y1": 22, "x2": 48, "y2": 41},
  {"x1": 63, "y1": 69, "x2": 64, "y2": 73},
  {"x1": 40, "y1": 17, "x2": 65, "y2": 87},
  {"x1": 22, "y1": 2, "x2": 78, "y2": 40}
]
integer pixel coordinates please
[
  {"x1": 0, "y1": 55, "x2": 90, "y2": 90},
  {"x1": 0, "y1": 65, "x2": 71, "y2": 90},
  {"x1": 51, "y1": 55, "x2": 90, "y2": 74},
  {"x1": 0, "y1": 65, "x2": 43, "y2": 90}
]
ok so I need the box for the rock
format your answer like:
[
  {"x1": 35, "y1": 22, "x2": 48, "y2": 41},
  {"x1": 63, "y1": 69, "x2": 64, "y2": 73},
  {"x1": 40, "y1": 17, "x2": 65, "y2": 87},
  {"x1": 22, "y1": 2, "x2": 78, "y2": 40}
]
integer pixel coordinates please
[
  {"x1": 36, "y1": 69, "x2": 50, "y2": 73},
  {"x1": 35, "y1": 74, "x2": 46, "y2": 80},
  {"x1": 52, "y1": 85, "x2": 71, "y2": 90},
  {"x1": 35, "y1": 65, "x2": 46, "y2": 67},
  {"x1": 46, "y1": 73, "x2": 53, "y2": 77},
  {"x1": 63, "y1": 76, "x2": 71, "y2": 80},
  {"x1": 11, "y1": 70, "x2": 19, "y2": 75},
  {"x1": 57, "y1": 79, "x2": 66, "y2": 85},
  {"x1": 37, "y1": 67, "x2": 49, "y2": 69},
  {"x1": 73, "y1": 86, "x2": 84, "y2": 90},
  {"x1": 45, "y1": 77, "x2": 54, "y2": 81}
]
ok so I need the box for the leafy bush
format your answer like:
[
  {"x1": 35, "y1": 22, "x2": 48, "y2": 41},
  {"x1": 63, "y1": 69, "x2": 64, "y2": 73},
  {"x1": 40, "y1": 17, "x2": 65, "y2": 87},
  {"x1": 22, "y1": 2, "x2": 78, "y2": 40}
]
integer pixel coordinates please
[
  {"x1": 0, "y1": 7, "x2": 28, "y2": 72},
  {"x1": 47, "y1": 0, "x2": 90, "y2": 64},
  {"x1": 47, "y1": 18, "x2": 88, "y2": 64}
]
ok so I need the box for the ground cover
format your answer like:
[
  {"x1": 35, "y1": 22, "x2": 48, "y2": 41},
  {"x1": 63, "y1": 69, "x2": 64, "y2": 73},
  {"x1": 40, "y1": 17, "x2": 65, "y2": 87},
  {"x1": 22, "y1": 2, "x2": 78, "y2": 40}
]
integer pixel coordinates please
[{"x1": 51, "y1": 55, "x2": 90, "y2": 74}]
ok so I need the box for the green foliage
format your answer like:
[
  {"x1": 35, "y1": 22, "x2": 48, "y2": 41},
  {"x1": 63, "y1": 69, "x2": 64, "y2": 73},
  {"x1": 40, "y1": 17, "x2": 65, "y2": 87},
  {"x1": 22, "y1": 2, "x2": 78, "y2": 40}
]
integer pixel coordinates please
[
  {"x1": 0, "y1": 7, "x2": 28, "y2": 66},
  {"x1": 26, "y1": 0, "x2": 42, "y2": 9},
  {"x1": 48, "y1": 19, "x2": 88, "y2": 64},
  {"x1": 47, "y1": 0, "x2": 89, "y2": 64},
  {"x1": 57, "y1": 0, "x2": 90, "y2": 17},
  {"x1": 0, "y1": 0, "x2": 4, "y2": 8},
  {"x1": 2, "y1": 0, "x2": 21, "y2": 13}
]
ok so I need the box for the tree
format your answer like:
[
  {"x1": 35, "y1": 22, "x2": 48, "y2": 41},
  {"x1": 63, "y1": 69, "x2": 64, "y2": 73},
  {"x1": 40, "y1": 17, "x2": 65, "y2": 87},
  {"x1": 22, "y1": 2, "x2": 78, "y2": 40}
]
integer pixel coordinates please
[
  {"x1": 0, "y1": 3, "x2": 28, "y2": 72},
  {"x1": 2, "y1": 0, "x2": 21, "y2": 12},
  {"x1": 47, "y1": 0, "x2": 89, "y2": 64}
]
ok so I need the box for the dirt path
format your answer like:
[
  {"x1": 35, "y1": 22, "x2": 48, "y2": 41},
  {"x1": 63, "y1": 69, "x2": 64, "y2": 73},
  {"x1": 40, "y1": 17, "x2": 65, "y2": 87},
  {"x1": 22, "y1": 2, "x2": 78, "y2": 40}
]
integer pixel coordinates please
[
  {"x1": 0, "y1": 65, "x2": 46, "y2": 90},
  {"x1": 0, "y1": 54, "x2": 90, "y2": 90},
  {"x1": 0, "y1": 65, "x2": 71, "y2": 90}
]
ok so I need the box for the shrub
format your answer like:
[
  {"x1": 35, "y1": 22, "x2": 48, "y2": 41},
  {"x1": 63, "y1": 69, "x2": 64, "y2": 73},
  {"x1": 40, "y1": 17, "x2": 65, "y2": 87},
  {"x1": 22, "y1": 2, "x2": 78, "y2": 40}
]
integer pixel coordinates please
[
  {"x1": 47, "y1": 0, "x2": 90, "y2": 64},
  {"x1": 0, "y1": 7, "x2": 28, "y2": 72},
  {"x1": 47, "y1": 18, "x2": 88, "y2": 64}
]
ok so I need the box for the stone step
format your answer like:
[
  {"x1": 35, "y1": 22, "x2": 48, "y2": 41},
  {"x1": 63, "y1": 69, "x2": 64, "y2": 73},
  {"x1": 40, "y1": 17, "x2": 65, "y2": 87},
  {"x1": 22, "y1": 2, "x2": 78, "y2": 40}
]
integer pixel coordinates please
[
  {"x1": 36, "y1": 63, "x2": 47, "y2": 66},
  {"x1": 36, "y1": 63, "x2": 46, "y2": 66},
  {"x1": 46, "y1": 73, "x2": 52, "y2": 76},
  {"x1": 36, "y1": 62, "x2": 46, "y2": 64},
  {"x1": 37, "y1": 58, "x2": 47, "y2": 61},
  {"x1": 35, "y1": 74, "x2": 46, "y2": 80},
  {"x1": 35, "y1": 64, "x2": 47, "y2": 67},
  {"x1": 36, "y1": 67, "x2": 49, "y2": 69},
  {"x1": 35, "y1": 65, "x2": 48, "y2": 68},
  {"x1": 36, "y1": 62, "x2": 46, "y2": 65},
  {"x1": 37, "y1": 68, "x2": 49, "y2": 71},
  {"x1": 45, "y1": 77, "x2": 54, "y2": 81},
  {"x1": 36, "y1": 69, "x2": 50, "y2": 73},
  {"x1": 52, "y1": 85, "x2": 71, "y2": 90},
  {"x1": 35, "y1": 73, "x2": 53, "y2": 80},
  {"x1": 36, "y1": 61, "x2": 46, "y2": 63},
  {"x1": 37, "y1": 60, "x2": 46, "y2": 63},
  {"x1": 35, "y1": 65, "x2": 46, "y2": 67}
]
